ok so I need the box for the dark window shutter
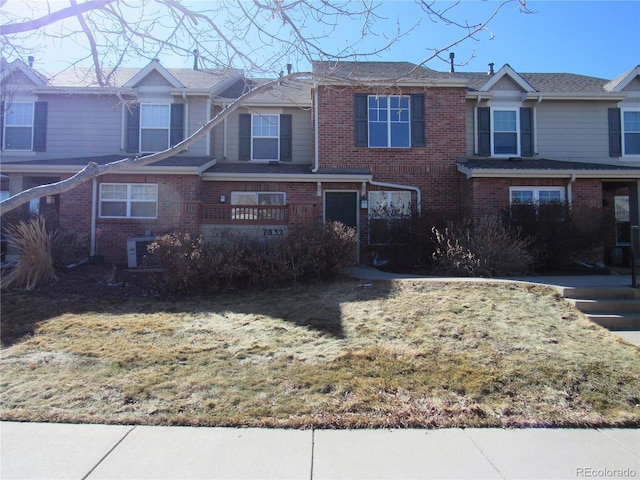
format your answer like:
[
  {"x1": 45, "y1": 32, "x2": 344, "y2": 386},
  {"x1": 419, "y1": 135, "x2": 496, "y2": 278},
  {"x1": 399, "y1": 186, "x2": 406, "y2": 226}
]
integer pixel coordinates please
[
  {"x1": 608, "y1": 108, "x2": 622, "y2": 157},
  {"x1": 33, "y1": 102, "x2": 47, "y2": 152},
  {"x1": 411, "y1": 94, "x2": 425, "y2": 147},
  {"x1": 126, "y1": 104, "x2": 140, "y2": 153},
  {"x1": 520, "y1": 107, "x2": 533, "y2": 157},
  {"x1": 354, "y1": 94, "x2": 368, "y2": 146},
  {"x1": 238, "y1": 113, "x2": 251, "y2": 161},
  {"x1": 477, "y1": 107, "x2": 491, "y2": 156},
  {"x1": 280, "y1": 114, "x2": 292, "y2": 162},
  {"x1": 170, "y1": 103, "x2": 185, "y2": 147}
]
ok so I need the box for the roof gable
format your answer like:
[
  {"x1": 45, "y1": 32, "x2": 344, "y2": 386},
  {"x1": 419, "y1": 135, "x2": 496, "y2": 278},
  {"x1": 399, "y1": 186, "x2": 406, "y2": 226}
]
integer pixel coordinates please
[
  {"x1": 123, "y1": 59, "x2": 184, "y2": 88},
  {"x1": 479, "y1": 64, "x2": 536, "y2": 93},
  {"x1": 0, "y1": 59, "x2": 48, "y2": 87},
  {"x1": 605, "y1": 65, "x2": 640, "y2": 92}
]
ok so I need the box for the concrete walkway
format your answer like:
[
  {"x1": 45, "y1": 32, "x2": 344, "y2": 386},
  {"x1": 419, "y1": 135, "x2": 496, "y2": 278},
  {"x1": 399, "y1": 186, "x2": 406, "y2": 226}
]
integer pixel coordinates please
[{"x1": 1, "y1": 422, "x2": 638, "y2": 479}]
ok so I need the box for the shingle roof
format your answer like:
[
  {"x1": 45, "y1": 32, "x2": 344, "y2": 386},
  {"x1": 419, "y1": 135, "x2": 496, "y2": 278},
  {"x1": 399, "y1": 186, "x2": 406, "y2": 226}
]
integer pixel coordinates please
[
  {"x1": 459, "y1": 158, "x2": 640, "y2": 171},
  {"x1": 1, "y1": 155, "x2": 214, "y2": 168},
  {"x1": 46, "y1": 67, "x2": 241, "y2": 89}
]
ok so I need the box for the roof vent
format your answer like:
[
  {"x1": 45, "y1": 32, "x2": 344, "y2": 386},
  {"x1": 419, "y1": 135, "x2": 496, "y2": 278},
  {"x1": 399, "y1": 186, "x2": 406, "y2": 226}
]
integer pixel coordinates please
[
  {"x1": 449, "y1": 52, "x2": 455, "y2": 73},
  {"x1": 488, "y1": 63, "x2": 495, "y2": 76},
  {"x1": 193, "y1": 49, "x2": 199, "y2": 71},
  {"x1": 28, "y1": 56, "x2": 34, "y2": 68}
]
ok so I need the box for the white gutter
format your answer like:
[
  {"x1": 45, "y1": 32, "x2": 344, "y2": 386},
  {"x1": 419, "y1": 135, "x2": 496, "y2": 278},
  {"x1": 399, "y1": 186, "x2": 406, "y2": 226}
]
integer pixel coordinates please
[
  {"x1": 201, "y1": 172, "x2": 372, "y2": 183},
  {"x1": 369, "y1": 180, "x2": 422, "y2": 214},
  {"x1": 456, "y1": 164, "x2": 640, "y2": 180},
  {"x1": 312, "y1": 83, "x2": 320, "y2": 173},
  {"x1": 182, "y1": 91, "x2": 189, "y2": 152}
]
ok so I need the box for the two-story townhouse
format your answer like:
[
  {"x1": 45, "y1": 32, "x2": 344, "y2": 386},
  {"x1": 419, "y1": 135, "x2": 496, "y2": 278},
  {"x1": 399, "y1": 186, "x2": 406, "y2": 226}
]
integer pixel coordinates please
[
  {"x1": 2, "y1": 57, "x2": 640, "y2": 268},
  {"x1": 454, "y1": 64, "x2": 640, "y2": 265}
]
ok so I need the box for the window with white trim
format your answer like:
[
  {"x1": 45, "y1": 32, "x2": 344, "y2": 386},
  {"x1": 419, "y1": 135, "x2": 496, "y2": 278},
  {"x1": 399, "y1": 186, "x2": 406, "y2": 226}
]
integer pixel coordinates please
[
  {"x1": 252, "y1": 114, "x2": 279, "y2": 161},
  {"x1": 140, "y1": 104, "x2": 170, "y2": 152},
  {"x1": 369, "y1": 191, "x2": 411, "y2": 244},
  {"x1": 99, "y1": 183, "x2": 158, "y2": 219},
  {"x1": 3, "y1": 102, "x2": 33, "y2": 150},
  {"x1": 510, "y1": 186, "x2": 565, "y2": 220},
  {"x1": 231, "y1": 191, "x2": 286, "y2": 221},
  {"x1": 368, "y1": 96, "x2": 410, "y2": 148},
  {"x1": 492, "y1": 109, "x2": 519, "y2": 156},
  {"x1": 622, "y1": 109, "x2": 640, "y2": 156}
]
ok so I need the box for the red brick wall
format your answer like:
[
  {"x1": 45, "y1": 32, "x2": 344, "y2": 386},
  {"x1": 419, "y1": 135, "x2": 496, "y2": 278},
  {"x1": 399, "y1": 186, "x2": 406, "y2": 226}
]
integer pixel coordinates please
[
  {"x1": 59, "y1": 174, "x2": 201, "y2": 265},
  {"x1": 316, "y1": 86, "x2": 467, "y2": 219}
]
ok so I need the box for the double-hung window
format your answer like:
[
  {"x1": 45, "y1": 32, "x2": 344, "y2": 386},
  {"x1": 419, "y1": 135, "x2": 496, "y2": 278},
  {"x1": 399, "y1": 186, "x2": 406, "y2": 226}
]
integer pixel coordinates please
[
  {"x1": 369, "y1": 191, "x2": 411, "y2": 244},
  {"x1": 492, "y1": 109, "x2": 519, "y2": 155},
  {"x1": 477, "y1": 107, "x2": 533, "y2": 157},
  {"x1": 3, "y1": 102, "x2": 33, "y2": 150},
  {"x1": 140, "y1": 104, "x2": 171, "y2": 153},
  {"x1": 368, "y1": 96, "x2": 410, "y2": 148},
  {"x1": 99, "y1": 183, "x2": 158, "y2": 219},
  {"x1": 252, "y1": 114, "x2": 279, "y2": 161},
  {"x1": 622, "y1": 110, "x2": 640, "y2": 156}
]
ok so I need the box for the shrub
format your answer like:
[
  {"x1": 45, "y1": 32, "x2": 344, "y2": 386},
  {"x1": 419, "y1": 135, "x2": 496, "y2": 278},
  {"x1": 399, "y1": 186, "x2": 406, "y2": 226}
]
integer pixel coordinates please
[
  {"x1": 148, "y1": 222, "x2": 357, "y2": 294},
  {"x1": 508, "y1": 204, "x2": 605, "y2": 272},
  {"x1": 431, "y1": 216, "x2": 534, "y2": 277},
  {"x1": 1, "y1": 216, "x2": 59, "y2": 290}
]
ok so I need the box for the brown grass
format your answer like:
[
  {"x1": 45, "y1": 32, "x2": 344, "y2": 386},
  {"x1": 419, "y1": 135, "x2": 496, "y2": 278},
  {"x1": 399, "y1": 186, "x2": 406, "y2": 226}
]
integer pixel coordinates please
[{"x1": 1, "y1": 272, "x2": 639, "y2": 428}]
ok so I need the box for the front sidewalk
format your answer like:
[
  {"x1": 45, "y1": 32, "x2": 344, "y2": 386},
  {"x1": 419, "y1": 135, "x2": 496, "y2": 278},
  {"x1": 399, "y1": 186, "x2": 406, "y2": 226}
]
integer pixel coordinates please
[{"x1": 1, "y1": 422, "x2": 638, "y2": 479}]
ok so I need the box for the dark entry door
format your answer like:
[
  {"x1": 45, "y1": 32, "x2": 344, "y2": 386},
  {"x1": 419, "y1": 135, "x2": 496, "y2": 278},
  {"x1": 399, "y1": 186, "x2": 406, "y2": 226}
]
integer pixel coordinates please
[{"x1": 325, "y1": 192, "x2": 358, "y2": 228}]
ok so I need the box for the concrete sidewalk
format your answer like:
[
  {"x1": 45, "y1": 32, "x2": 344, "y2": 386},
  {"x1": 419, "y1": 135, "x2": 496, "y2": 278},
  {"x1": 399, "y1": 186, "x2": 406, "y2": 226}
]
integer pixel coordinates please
[{"x1": 1, "y1": 422, "x2": 638, "y2": 479}]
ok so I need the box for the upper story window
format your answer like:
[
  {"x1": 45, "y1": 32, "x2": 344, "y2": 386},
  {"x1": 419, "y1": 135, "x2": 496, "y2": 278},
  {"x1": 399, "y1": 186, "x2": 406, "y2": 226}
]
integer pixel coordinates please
[
  {"x1": 622, "y1": 110, "x2": 640, "y2": 156},
  {"x1": 99, "y1": 183, "x2": 158, "y2": 219},
  {"x1": 252, "y1": 114, "x2": 279, "y2": 161},
  {"x1": 477, "y1": 107, "x2": 533, "y2": 157},
  {"x1": 140, "y1": 104, "x2": 171, "y2": 153},
  {"x1": 355, "y1": 94, "x2": 425, "y2": 148},
  {"x1": 126, "y1": 103, "x2": 184, "y2": 154},
  {"x1": 1, "y1": 101, "x2": 47, "y2": 151},
  {"x1": 239, "y1": 113, "x2": 292, "y2": 162},
  {"x1": 368, "y1": 96, "x2": 410, "y2": 148}
]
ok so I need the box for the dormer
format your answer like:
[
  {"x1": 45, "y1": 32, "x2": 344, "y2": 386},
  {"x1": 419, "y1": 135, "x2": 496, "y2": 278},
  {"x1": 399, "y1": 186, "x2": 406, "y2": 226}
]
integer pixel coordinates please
[
  {"x1": 479, "y1": 64, "x2": 537, "y2": 101},
  {"x1": 604, "y1": 65, "x2": 640, "y2": 94}
]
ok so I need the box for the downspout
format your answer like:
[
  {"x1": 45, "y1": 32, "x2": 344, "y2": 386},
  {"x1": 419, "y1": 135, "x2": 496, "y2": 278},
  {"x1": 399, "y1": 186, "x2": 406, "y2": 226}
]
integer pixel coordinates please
[
  {"x1": 567, "y1": 173, "x2": 576, "y2": 210},
  {"x1": 312, "y1": 83, "x2": 320, "y2": 172},
  {"x1": 90, "y1": 178, "x2": 98, "y2": 256},
  {"x1": 223, "y1": 101, "x2": 228, "y2": 159}
]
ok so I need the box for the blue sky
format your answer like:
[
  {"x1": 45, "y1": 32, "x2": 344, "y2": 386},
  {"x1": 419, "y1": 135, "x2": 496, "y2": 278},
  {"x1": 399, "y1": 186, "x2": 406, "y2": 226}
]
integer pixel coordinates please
[
  {"x1": 318, "y1": 0, "x2": 640, "y2": 79},
  {"x1": 4, "y1": 0, "x2": 639, "y2": 80}
]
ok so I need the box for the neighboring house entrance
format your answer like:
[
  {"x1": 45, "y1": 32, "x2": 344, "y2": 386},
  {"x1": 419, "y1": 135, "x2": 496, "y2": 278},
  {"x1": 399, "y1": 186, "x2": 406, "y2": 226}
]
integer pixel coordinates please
[{"x1": 325, "y1": 191, "x2": 359, "y2": 263}]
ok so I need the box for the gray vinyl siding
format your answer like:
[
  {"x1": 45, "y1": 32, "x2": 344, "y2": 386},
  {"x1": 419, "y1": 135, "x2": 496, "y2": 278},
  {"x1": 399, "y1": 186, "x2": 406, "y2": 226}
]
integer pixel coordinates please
[
  {"x1": 32, "y1": 94, "x2": 122, "y2": 158},
  {"x1": 214, "y1": 106, "x2": 312, "y2": 163},
  {"x1": 465, "y1": 103, "x2": 475, "y2": 156},
  {"x1": 184, "y1": 97, "x2": 210, "y2": 156},
  {"x1": 535, "y1": 101, "x2": 613, "y2": 162}
]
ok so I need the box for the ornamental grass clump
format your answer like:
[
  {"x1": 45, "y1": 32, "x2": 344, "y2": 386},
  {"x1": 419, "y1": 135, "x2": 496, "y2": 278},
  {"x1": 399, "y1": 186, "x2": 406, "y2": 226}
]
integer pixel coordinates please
[{"x1": 2, "y1": 216, "x2": 59, "y2": 290}]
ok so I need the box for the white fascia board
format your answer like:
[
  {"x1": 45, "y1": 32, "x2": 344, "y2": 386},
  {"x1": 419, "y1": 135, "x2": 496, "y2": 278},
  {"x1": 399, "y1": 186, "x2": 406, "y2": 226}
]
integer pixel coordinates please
[
  {"x1": 201, "y1": 172, "x2": 373, "y2": 183},
  {"x1": 30, "y1": 87, "x2": 136, "y2": 96},
  {"x1": 0, "y1": 164, "x2": 200, "y2": 176},
  {"x1": 457, "y1": 164, "x2": 640, "y2": 179}
]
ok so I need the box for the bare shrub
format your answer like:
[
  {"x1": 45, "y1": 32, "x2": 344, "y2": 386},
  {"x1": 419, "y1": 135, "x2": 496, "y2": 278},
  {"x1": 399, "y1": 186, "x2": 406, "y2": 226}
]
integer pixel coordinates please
[
  {"x1": 431, "y1": 216, "x2": 534, "y2": 277},
  {"x1": 2, "y1": 216, "x2": 59, "y2": 290},
  {"x1": 148, "y1": 222, "x2": 357, "y2": 294}
]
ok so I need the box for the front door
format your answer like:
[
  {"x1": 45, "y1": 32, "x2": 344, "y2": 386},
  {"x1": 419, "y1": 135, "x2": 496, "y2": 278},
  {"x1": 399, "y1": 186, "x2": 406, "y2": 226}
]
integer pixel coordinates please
[{"x1": 325, "y1": 191, "x2": 359, "y2": 263}]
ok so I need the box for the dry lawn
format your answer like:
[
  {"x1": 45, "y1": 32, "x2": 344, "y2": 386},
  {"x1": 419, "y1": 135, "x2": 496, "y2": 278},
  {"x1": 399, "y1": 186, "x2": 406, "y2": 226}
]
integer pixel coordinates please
[{"x1": 1, "y1": 267, "x2": 639, "y2": 428}]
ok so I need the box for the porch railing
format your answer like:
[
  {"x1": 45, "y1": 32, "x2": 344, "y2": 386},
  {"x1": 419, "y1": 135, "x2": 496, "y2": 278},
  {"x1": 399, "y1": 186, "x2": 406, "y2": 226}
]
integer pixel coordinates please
[{"x1": 200, "y1": 204, "x2": 289, "y2": 225}]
